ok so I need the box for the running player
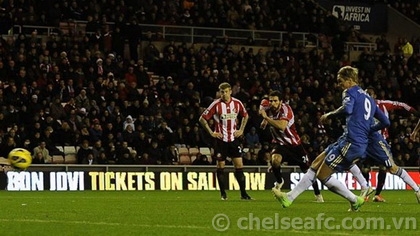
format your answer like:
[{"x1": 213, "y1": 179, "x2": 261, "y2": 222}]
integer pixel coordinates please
[
  {"x1": 259, "y1": 90, "x2": 323, "y2": 202},
  {"x1": 272, "y1": 66, "x2": 390, "y2": 211}
]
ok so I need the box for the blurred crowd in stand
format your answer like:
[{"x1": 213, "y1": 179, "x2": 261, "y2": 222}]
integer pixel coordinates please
[{"x1": 0, "y1": 0, "x2": 419, "y2": 166}]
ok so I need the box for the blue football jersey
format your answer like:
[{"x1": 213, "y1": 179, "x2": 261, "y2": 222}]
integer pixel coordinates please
[{"x1": 341, "y1": 86, "x2": 388, "y2": 145}]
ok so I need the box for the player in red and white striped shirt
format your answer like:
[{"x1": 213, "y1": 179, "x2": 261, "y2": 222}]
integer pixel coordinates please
[
  {"x1": 376, "y1": 99, "x2": 416, "y2": 139},
  {"x1": 259, "y1": 90, "x2": 323, "y2": 202},
  {"x1": 199, "y1": 82, "x2": 252, "y2": 200},
  {"x1": 363, "y1": 87, "x2": 418, "y2": 202}
]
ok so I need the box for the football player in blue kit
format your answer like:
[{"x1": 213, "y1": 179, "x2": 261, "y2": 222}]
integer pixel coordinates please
[
  {"x1": 273, "y1": 66, "x2": 390, "y2": 211},
  {"x1": 360, "y1": 131, "x2": 420, "y2": 202}
]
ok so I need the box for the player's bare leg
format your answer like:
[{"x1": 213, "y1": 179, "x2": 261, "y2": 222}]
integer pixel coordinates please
[{"x1": 270, "y1": 153, "x2": 284, "y2": 190}]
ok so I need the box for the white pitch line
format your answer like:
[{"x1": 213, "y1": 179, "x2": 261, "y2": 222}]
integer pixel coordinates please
[
  {"x1": 0, "y1": 219, "x2": 376, "y2": 235},
  {"x1": 0, "y1": 218, "x2": 207, "y2": 229}
]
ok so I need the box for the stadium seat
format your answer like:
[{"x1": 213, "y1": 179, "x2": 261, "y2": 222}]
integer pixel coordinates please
[
  {"x1": 63, "y1": 146, "x2": 77, "y2": 164},
  {"x1": 188, "y1": 147, "x2": 200, "y2": 158},
  {"x1": 199, "y1": 147, "x2": 213, "y2": 164},
  {"x1": 51, "y1": 155, "x2": 65, "y2": 164},
  {"x1": 178, "y1": 155, "x2": 191, "y2": 165},
  {"x1": 190, "y1": 155, "x2": 197, "y2": 163},
  {"x1": 64, "y1": 155, "x2": 77, "y2": 164},
  {"x1": 63, "y1": 146, "x2": 76, "y2": 154},
  {"x1": 209, "y1": 148, "x2": 215, "y2": 163},
  {"x1": 177, "y1": 147, "x2": 189, "y2": 156},
  {"x1": 56, "y1": 146, "x2": 64, "y2": 153},
  {"x1": 199, "y1": 147, "x2": 211, "y2": 157},
  {"x1": 59, "y1": 21, "x2": 75, "y2": 35},
  {"x1": 175, "y1": 143, "x2": 186, "y2": 149}
]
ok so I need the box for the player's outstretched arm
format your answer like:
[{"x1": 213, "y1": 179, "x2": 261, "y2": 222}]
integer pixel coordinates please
[
  {"x1": 260, "y1": 109, "x2": 288, "y2": 131},
  {"x1": 410, "y1": 119, "x2": 420, "y2": 140},
  {"x1": 320, "y1": 105, "x2": 345, "y2": 123}
]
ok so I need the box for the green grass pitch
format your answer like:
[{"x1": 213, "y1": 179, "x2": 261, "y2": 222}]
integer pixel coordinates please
[{"x1": 0, "y1": 190, "x2": 418, "y2": 235}]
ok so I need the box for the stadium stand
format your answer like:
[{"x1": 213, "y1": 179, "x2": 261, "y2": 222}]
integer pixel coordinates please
[{"x1": 0, "y1": 0, "x2": 418, "y2": 167}]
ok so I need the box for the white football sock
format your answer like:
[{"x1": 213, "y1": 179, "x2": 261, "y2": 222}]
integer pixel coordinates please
[
  {"x1": 323, "y1": 177, "x2": 358, "y2": 203},
  {"x1": 395, "y1": 168, "x2": 420, "y2": 192},
  {"x1": 349, "y1": 164, "x2": 369, "y2": 189},
  {"x1": 288, "y1": 168, "x2": 316, "y2": 201}
]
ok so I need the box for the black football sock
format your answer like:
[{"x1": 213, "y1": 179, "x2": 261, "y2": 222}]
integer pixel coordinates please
[
  {"x1": 216, "y1": 168, "x2": 226, "y2": 196},
  {"x1": 362, "y1": 170, "x2": 370, "y2": 184},
  {"x1": 234, "y1": 168, "x2": 247, "y2": 196},
  {"x1": 271, "y1": 165, "x2": 284, "y2": 184},
  {"x1": 312, "y1": 181, "x2": 321, "y2": 196},
  {"x1": 375, "y1": 169, "x2": 386, "y2": 195}
]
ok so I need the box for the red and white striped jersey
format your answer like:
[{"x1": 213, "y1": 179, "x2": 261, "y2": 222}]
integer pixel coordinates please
[
  {"x1": 268, "y1": 103, "x2": 301, "y2": 146},
  {"x1": 201, "y1": 97, "x2": 248, "y2": 142},
  {"x1": 376, "y1": 99, "x2": 415, "y2": 139}
]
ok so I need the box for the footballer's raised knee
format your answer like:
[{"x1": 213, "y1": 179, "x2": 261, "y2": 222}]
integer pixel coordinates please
[{"x1": 388, "y1": 165, "x2": 399, "y2": 175}]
